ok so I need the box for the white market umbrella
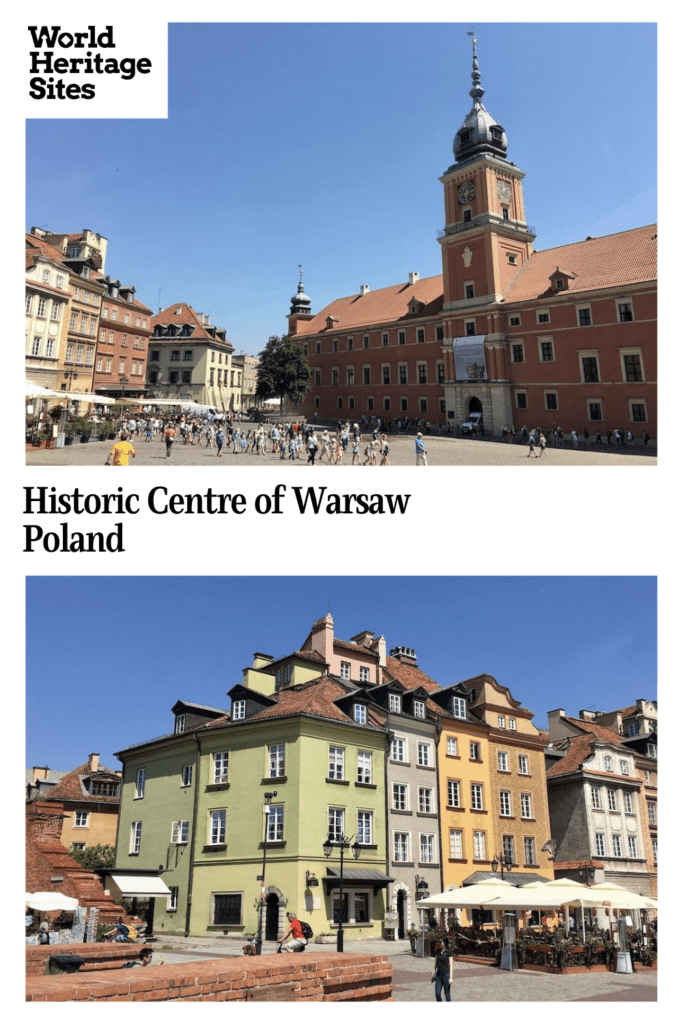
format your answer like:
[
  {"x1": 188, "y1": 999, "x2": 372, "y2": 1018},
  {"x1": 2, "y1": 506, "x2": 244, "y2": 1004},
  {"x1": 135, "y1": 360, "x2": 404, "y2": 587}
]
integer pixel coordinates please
[
  {"x1": 586, "y1": 882, "x2": 657, "y2": 911},
  {"x1": 417, "y1": 876, "x2": 519, "y2": 909},
  {"x1": 25, "y1": 891, "x2": 79, "y2": 912},
  {"x1": 67, "y1": 393, "x2": 116, "y2": 405},
  {"x1": 25, "y1": 380, "x2": 62, "y2": 398}
]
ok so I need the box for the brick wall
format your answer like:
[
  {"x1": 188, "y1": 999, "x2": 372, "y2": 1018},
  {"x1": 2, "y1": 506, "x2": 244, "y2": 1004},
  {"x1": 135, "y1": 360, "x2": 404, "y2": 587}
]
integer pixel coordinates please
[
  {"x1": 26, "y1": 951, "x2": 394, "y2": 1002},
  {"x1": 26, "y1": 943, "x2": 139, "y2": 977}
]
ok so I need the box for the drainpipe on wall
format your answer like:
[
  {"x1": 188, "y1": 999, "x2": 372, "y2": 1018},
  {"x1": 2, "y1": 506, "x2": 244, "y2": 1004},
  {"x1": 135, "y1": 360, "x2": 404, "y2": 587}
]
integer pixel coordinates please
[
  {"x1": 433, "y1": 719, "x2": 444, "y2": 897},
  {"x1": 184, "y1": 732, "x2": 202, "y2": 937},
  {"x1": 384, "y1": 727, "x2": 393, "y2": 934}
]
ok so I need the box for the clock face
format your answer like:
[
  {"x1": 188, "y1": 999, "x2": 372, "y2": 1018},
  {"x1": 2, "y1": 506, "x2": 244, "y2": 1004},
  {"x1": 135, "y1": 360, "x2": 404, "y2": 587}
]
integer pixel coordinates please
[
  {"x1": 458, "y1": 181, "x2": 475, "y2": 204},
  {"x1": 497, "y1": 179, "x2": 512, "y2": 202}
]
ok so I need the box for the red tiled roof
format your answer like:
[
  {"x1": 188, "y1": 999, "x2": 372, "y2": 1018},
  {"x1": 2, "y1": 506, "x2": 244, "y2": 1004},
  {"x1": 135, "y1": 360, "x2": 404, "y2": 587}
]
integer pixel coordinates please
[
  {"x1": 546, "y1": 728, "x2": 634, "y2": 780},
  {"x1": 26, "y1": 233, "x2": 71, "y2": 269},
  {"x1": 294, "y1": 275, "x2": 444, "y2": 336},
  {"x1": 561, "y1": 716, "x2": 630, "y2": 748},
  {"x1": 506, "y1": 225, "x2": 657, "y2": 303},
  {"x1": 44, "y1": 762, "x2": 121, "y2": 804},
  {"x1": 152, "y1": 302, "x2": 233, "y2": 349},
  {"x1": 247, "y1": 675, "x2": 384, "y2": 730}
]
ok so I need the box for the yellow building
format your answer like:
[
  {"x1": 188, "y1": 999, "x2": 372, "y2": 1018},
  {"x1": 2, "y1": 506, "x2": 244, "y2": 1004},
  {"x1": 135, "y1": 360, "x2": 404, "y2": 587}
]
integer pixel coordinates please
[
  {"x1": 25, "y1": 234, "x2": 73, "y2": 390},
  {"x1": 28, "y1": 753, "x2": 122, "y2": 853}
]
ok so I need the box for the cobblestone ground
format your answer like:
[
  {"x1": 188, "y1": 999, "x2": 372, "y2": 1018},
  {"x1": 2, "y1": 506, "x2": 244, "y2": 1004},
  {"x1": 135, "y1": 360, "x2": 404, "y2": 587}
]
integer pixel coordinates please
[
  {"x1": 149, "y1": 936, "x2": 657, "y2": 1001},
  {"x1": 26, "y1": 430, "x2": 656, "y2": 467}
]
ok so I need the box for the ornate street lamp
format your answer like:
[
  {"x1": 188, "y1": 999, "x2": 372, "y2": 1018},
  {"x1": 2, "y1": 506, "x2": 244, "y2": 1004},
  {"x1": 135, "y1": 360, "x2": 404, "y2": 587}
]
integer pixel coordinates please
[
  {"x1": 323, "y1": 832, "x2": 361, "y2": 952},
  {"x1": 491, "y1": 850, "x2": 513, "y2": 879},
  {"x1": 255, "y1": 790, "x2": 277, "y2": 955}
]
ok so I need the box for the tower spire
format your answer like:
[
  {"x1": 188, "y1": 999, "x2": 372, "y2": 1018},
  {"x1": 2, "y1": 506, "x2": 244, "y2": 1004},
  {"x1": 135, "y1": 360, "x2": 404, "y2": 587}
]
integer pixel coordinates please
[
  {"x1": 468, "y1": 30, "x2": 484, "y2": 102},
  {"x1": 453, "y1": 31, "x2": 507, "y2": 164}
]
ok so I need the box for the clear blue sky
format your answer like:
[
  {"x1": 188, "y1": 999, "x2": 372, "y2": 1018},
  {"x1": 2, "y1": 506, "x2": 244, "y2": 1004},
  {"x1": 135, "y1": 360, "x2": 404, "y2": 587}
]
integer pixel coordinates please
[
  {"x1": 26, "y1": 576, "x2": 656, "y2": 771},
  {"x1": 25, "y1": 22, "x2": 656, "y2": 356}
]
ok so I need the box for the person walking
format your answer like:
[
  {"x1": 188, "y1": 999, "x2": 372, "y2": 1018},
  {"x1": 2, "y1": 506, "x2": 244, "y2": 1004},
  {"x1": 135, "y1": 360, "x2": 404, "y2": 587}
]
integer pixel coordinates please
[
  {"x1": 215, "y1": 429, "x2": 225, "y2": 457},
  {"x1": 105, "y1": 432, "x2": 136, "y2": 466},
  {"x1": 527, "y1": 431, "x2": 536, "y2": 457},
  {"x1": 415, "y1": 432, "x2": 428, "y2": 466},
  {"x1": 538, "y1": 431, "x2": 548, "y2": 457},
  {"x1": 164, "y1": 423, "x2": 176, "y2": 458},
  {"x1": 307, "y1": 432, "x2": 319, "y2": 465},
  {"x1": 431, "y1": 938, "x2": 454, "y2": 1002}
]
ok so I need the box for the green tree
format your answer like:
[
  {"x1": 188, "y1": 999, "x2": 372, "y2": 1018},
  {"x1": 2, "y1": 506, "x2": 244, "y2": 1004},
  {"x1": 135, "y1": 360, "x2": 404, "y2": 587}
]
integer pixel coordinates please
[
  {"x1": 255, "y1": 335, "x2": 311, "y2": 412},
  {"x1": 68, "y1": 843, "x2": 116, "y2": 870}
]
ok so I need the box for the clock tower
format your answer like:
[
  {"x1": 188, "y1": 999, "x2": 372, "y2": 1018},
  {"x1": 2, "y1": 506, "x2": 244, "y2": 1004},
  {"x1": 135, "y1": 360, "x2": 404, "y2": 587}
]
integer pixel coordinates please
[{"x1": 438, "y1": 35, "x2": 535, "y2": 311}]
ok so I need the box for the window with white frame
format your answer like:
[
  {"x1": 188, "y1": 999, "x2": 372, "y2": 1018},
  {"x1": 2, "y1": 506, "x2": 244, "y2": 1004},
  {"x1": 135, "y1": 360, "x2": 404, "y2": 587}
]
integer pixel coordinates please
[
  {"x1": 452, "y1": 697, "x2": 466, "y2": 719},
  {"x1": 130, "y1": 821, "x2": 142, "y2": 854},
  {"x1": 329, "y1": 746, "x2": 345, "y2": 780},
  {"x1": 613, "y1": 834, "x2": 623, "y2": 857},
  {"x1": 509, "y1": 718, "x2": 517, "y2": 731},
  {"x1": 652, "y1": 839, "x2": 657, "y2": 864},
  {"x1": 521, "y1": 793, "x2": 533, "y2": 819},
  {"x1": 340, "y1": 662, "x2": 351, "y2": 680},
  {"x1": 392, "y1": 783, "x2": 408, "y2": 811},
  {"x1": 607, "y1": 789, "x2": 618, "y2": 811},
  {"x1": 357, "y1": 750, "x2": 372, "y2": 785},
  {"x1": 471, "y1": 783, "x2": 483, "y2": 810},
  {"x1": 417, "y1": 742, "x2": 431, "y2": 766},
  {"x1": 354, "y1": 703, "x2": 367, "y2": 724},
  {"x1": 470, "y1": 742, "x2": 480, "y2": 760},
  {"x1": 359, "y1": 666, "x2": 370, "y2": 683},
  {"x1": 213, "y1": 752, "x2": 229, "y2": 785},
  {"x1": 414, "y1": 701, "x2": 425, "y2": 719},
  {"x1": 418, "y1": 787, "x2": 433, "y2": 813},
  {"x1": 591, "y1": 786, "x2": 602, "y2": 809},
  {"x1": 524, "y1": 836, "x2": 536, "y2": 865},
  {"x1": 266, "y1": 805, "x2": 284, "y2": 842},
  {"x1": 499, "y1": 790, "x2": 512, "y2": 816},
  {"x1": 447, "y1": 737, "x2": 458, "y2": 756},
  {"x1": 74, "y1": 810, "x2": 89, "y2": 828},
  {"x1": 135, "y1": 768, "x2": 146, "y2": 799},
  {"x1": 389, "y1": 693, "x2": 401, "y2": 713},
  {"x1": 498, "y1": 751, "x2": 509, "y2": 771},
  {"x1": 648, "y1": 802, "x2": 657, "y2": 826},
  {"x1": 420, "y1": 834, "x2": 435, "y2": 863},
  {"x1": 232, "y1": 700, "x2": 246, "y2": 720},
  {"x1": 391, "y1": 737, "x2": 406, "y2": 762},
  {"x1": 450, "y1": 829, "x2": 463, "y2": 859},
  {"x1": 167, "y1": 887, "x2": 179, "y2": 912},
  {"x1": 393, "y1": 832, "x2": 410, "y2": 862},
  {"x1": 181, "y1": 764, "x2": 193, "y2": 787},
  {"x1": 502, "y1": 835, "x2": 515, "y2": 862},
  {"x1": 498, "y1": 714, "x2": 505, "y2": 728},
  {"x1": 644, "y1": 770, "x2": 652, "y2": 785},
  {"x1": 357, "y1": 810, "x2": 373, "y2": 844},
  {"x1": 623, "y1": 791, "x2": 633, "y2": 813},
  {"x1": 518, "y1": 755, "x2": 529, "y2": 775},
  {"x1": 619, "y1": 759, "x2": 629, "y2": 775},
  {"x1": 595, "y1": 833, "x2": 606, "y2": 857},
  {"x1": 474, "y1": 831, "x2": 486, "y2": 860},
  {"x1": 628, "y1": 723, "x2": 639, "y2": 737},
  {"x1": 171, "y1": 820, "x2": 189, "y2": 844},
  {"x1": 447, "y1": 780, "x2": 461, "y2": 807},
  {"x1": 269, "y1": 743, "x2": 285, "y2": 778},
  {"x1": 328, "y1": 807, "x2": 344, "y2": 842},
  {"x1": 604, "y1": 755, "x2": 613, "y2": 771},
  {"x1": 628, "y1": 836, "x2": 638, "y2": 858},
  {"x1": 210, "y1": 809, "x2": 226, "y2": 845},
  {"x1": 647, "y1": 743, "x2": 656, "y2": 758},
  {"x1": 174, "y1": 714, "x2": 185, "y2": 735}
]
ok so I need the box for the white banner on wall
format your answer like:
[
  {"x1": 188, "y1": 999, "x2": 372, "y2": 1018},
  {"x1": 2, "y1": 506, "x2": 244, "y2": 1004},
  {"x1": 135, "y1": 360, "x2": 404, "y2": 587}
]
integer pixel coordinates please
[{"x1": 453, "y1": 335, "x2": 487, "y2": 382}]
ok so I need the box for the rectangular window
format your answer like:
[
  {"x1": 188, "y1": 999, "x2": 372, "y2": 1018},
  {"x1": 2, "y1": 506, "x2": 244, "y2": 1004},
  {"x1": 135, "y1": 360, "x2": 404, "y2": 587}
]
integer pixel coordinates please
[
  {"x1": 269, "y1": 743, "x2": 285, "y2": 778},
  {"x1": 357, "y1": 810, "x2": 373, "y2": 845},
  {"x1": 357, "y1": 750, "x2": 372, "y2": 785},
  {"x1": 359, "y1": 666, "x2": 370, "y2": 683},
  {"x1": 130, "y1": 821, "x2": 142, "y2": 854},
  {"x1": 500, "y1": 790, "x2": 512, "y2": 816},
  {"x1": 414, "y1": 700, "x2": 425, "y2": 719},
  {"x1": 328, "y1": 807, "x2": 344, "y2": 842},
  {"x1": 382, "y1": 333, "x2": 389, "y2": 347},
  {"x1": 619, "y1": 302, "x2": 634, "y2": 322},
  {"x1": 595, "y1": 833, "x2": 606, "y2": 857},
  {"x1": 437, "y1": 362, "x2": 445, "y2": 384},
  {"x1": 394, "y1": 832, "x2": 409, "y2": 862},
  {"x1": 503, "y1": 835, "x2": 515, "y2": 862},
  {"x1": 653, "y1": 839, "x2": 657, "y2": 864},
  {"x1": 50, "y1": 301, "x2": 60, "y2": 321},
  {"x1": 167, "y1": 887, "x2": 179, "y2": 912},
  {"x1": 398, "y1": 331, "x2": 405, "y2": 345},
  {"x1": 363, "y1": 367, "x2": 371, "y2": 384},
  {"x1": 620, "y1": 759, "x2": 629, "y2": 776},
  {"x1": 135, "y1": 769, "x2": 146, "y2": 799},
  {"x1": 46, "y1": 338, "x2": 55, "y2": 358},
  {"x1": 418, "y1": 787, "x2": 433, "y2": 814},
  {"x1": 470, "y1": 742, "x2": 480, "y2": 760},
  {"x1": 354, "y1": 703, "x2": 367, "y2": 724},
  {"x1": 512, "y1": 344, "x2": 524, "y2": 363},
  {"x1": 171, "y1": 820, "x2": 189, "y2": 844},
  {"x1": 447, "y1": 780, "x2": 460, "y2": 807},
  {"x1": 516, "y1": 392, "x2": 528, "y2": 409},
  {"x1": 521, "y1": 793, "x2": 532, "y2": 818},
  {"x1": 537, "y1": 312, "x2": 550, "y2": 323},
  {"x1": 473, "y1": 831, "x2": 486, "y2": 860},
  {"x1": 582, "y1": 356, "x2": 599, "y2": 382},
  {"x1": 391, "y1": 737, "x2": 406, "y2": 762},
  {"x1": 589, "y1": 402, "x2": 603, "y2": 421},
  {"x1": 389, "y1": 693, "x2": 401, "y2": 713},
  {"x1": 420, "y1": 834, "x2": 435, "y2": 863},
  {"x1": 498, "y1": 751, "x2": 509, "y2": 771},
  {"x1": 524, "y1": 837, "x2": 536, "y2": 866},
  {"x1": 340, "y1": 661, "x2": 351, "y2": 680},
  {"x1": 648, "y1": 802, "x2": 657, "y2": 826},
  {"x1": 37, "y1": 297, "x2": 47, "y2": 318},
  {"x1": 545, "y1": 392, "x2": 558, "y2": 411},
  {"x1": 212, "y1": 892, "x2": 242, "y2": 925},
  {"x1": 392, "y1": 783, "x2": 408, "y2": 811},
  {"x1": 450, "y1": 829, "x2": 463, "y2": 859},
  {"x1": 591, "y1": 786, "x2": 602, "y2": 809},
  {"x1": 329, "y1": 746, "x2": 345, "y2": 780},
  {"x1": 31, "y1": 336, "x2": 41, "y2": 356},
  {"x1": 541, "y1": 341, "x2": 554, "y2": 361},
  {"x1": 417, "y1": 742, "x2": 430, "y2": 766},
  {"x1": 447, "y1": 737, "x2": 457, "y2": 756},
  {"x1": 613, "y1": 834, "x2": 623, "y2": 857},
  {"x1": 174, "y1": 713, "x2": 186, "y2": 735},
  {"x1": 417, "y1": 328, "x2": 425, "y2": 343},
  {"x1": 471, "y1": 783, "x2": 483, "y2": 810},
  {"x1": 210, "y1": 809, "x2": 226, "y2": 845},
  {"x1": 579, "y1": 308, "x2": 592, "y2": 326},
  {"x1": 436, "y1": 326, "x2": 444, "y2": 341},
  {"x1": 363, "y1": 335, "x2": 369, "y2": 349},
  {"x1": 518, "y1": 755, "x2": 529, "y2": 775},
  {"x1": 181, "y1": 764, "x2": 193, "y2": 787},
  {"x1": 608, "y1": 789, "x2": 618, "y2": 811},
  {"x1": 74, "y1": 811, "x2": 89, "y2": 828},
  {"x1": 213, "y1": 752, "x2": 229, "y2": 785},
  {"x1": 399, "y1": 365, "x2": 407, "y2": 385},
  {"x1": 266, "y1": 805, "x2": 284, "y2": 842},
  {"x1": 624, "y1": 354, "x2": 643, "y2": 382},
  {"x1": 628, "y1": 836, "x2": 638, "y2": 858},
  {"x1": 232, "y1": 699, "x2": 246, "y2": 720}
]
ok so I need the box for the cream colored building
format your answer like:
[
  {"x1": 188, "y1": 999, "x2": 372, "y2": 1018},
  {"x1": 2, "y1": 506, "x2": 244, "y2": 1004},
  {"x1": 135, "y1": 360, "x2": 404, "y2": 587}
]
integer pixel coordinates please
[
  {"x1": 147, "y1": 303, "x2": 235, "y2": 410},
  {"x1": 25, "y1": 236, "x2": 72, "y2": 389}
]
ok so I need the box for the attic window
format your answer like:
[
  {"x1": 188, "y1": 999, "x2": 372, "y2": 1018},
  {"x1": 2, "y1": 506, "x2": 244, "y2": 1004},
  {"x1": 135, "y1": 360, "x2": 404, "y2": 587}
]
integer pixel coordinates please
[
  {"x1": 459, "y1": 130, "x2": 471, "y2": 144},
  {"x1": 414, "y1": 701, "x2": 426, "y2": 719},
  {"x1": 555, "y1": 278, "x2": 565, "y2": 290},
  {"x1": 232, "y1": 700, "x2": 246, "y2": 721},
  {"x1": 452, "y1": 697, "x2": 466, "y2": 719},
  {"x1": 90, "y1": 780, "x2": 120, "y2": 797},
  {"x1": 354, "y1": 703, "x2": 367, "y2": 724},
  {"x1": 174, "y1": 714, "x2": 186, "y2": 735},
  {"x1": 389, "y1": 693, "x2": 401, "y2": 713},
  {"x1": 508, "y1": 254, "x2": 517, "y2": 265}
]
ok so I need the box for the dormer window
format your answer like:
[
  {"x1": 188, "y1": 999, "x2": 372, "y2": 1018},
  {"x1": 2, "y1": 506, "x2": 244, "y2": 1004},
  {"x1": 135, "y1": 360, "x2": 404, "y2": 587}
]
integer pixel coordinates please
[
  {"x1": 90, "y1": 779, "x2": 120, "y2": 797},
  {"x1": 389, "y1": 693, "x2": 401, "y2": 713},
  {"x1": 459, "y1": 130, "x2": 471, "y2": 145},
  {"x1": 232, "y1": 699, "x2": 246, "y2": 721},
  {"x1": 174, "y1": 714, "x2": 186, "y2": 735},
  {"x1": 354, "y1": 703, "x2": 367, "y2": 725},
  {"x1": 555, "y1": 278, "x2": 565, "y2": 290},
  {"x1": 414, "y1": 701, "x2": 425, "y2": 719},
  {"x1": 452, "y1": 697, "x2": 466, "y2": 719}
]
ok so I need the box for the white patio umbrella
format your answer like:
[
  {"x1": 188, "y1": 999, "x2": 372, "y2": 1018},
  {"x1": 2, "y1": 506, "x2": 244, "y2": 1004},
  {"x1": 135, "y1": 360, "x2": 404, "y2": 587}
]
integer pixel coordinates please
[
  {"x1": 586, "y1": 882, "x2": 657, "y2": 911},
  {"x1": 417, "y1": 876, "x2": 520, "y2": 909},
  {"x1": 25, "y1": 380, "x2": 62, "y2": 398},
  {"x1": 486, "y1": 879, "x2": 609, "y2": 942},
  {"x1": 25, "y1": 892, "x2": 79, "y2": 912}
]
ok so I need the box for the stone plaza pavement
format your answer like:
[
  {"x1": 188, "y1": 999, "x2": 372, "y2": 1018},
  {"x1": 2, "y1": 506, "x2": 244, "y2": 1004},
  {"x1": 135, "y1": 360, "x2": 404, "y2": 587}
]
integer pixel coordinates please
[
  {"x1": 26, "y1": 432, "x2": 656, "y2": 467},
  {"x1": 147, "y1": 935, "x2": 657, "y2": 1001}
]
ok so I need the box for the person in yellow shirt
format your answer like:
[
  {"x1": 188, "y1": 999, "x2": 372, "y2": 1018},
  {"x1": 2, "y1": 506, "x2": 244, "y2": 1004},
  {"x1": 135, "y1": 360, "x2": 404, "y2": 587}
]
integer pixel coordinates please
[{"x1": 105, "y1": 432, "x2": 136, "y2": 466}]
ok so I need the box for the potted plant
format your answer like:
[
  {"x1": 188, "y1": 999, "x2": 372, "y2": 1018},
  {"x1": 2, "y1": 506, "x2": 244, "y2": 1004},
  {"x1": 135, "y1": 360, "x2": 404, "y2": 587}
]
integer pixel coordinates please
[
  {"x1": 64, "y1": 423, "x2": 75, "y2": 445},
  {"x1": 32, "y1": 432, "x2": 47, "y2": 448},
  {"x1": 603, "y1": 938, "x2": 617, "y2": 968},
  {"x1": 106, "y1": 421, "x2": 117, "y2": 440},
  {"x1": 515, "y1": 938, "x2": 528, "y2": 967},
  {"x1": 640, "y1": 947, "x2": 656, "y2": 968},
  {"x1": 315, "y1": 931, "x2": 336, "y2": 944},
  {"x1": 554, "y1": 939, "x2": 571, "y2": 972},
  {"x1": 406, "y1": 927, "x2": 419, "y2": 953}
]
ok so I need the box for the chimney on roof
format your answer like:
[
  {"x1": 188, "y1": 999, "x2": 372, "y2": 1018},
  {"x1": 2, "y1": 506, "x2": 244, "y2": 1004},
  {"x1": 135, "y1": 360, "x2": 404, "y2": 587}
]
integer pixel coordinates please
[
  {"x1": 88, "y1": 753, "x2": 100, "y2": 773},
  {"x1": 547, "y1": 708, "x2": 567, "y2": 741},
  {"x1": 360, "y1": 284, "x2": 370, "y2": 296},
  {"x1": 350, "y1": 630, "x2": 374, "y2": 647},
  {"x1": 370, "y1": 634, "x2": 387, "y2": 671},
  {"x1": 389, "y1": 645, "x2": 417, "y2": 665},
  {"x1": 32, "y1": 766, "x2": 50, "y2": 783},
  {"x1": 408, "y1": 272, "x2": 419, "y2": 285},
  {"x1": 252, "y1": 653, "x2": 274, "y2": 669}
]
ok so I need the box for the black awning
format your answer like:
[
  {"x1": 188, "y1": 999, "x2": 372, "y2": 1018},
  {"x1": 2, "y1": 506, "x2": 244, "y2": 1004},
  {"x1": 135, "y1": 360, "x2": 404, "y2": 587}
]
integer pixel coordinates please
[{"x1": 323, "y1": 868, "x2": 395, "y2": 891}]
